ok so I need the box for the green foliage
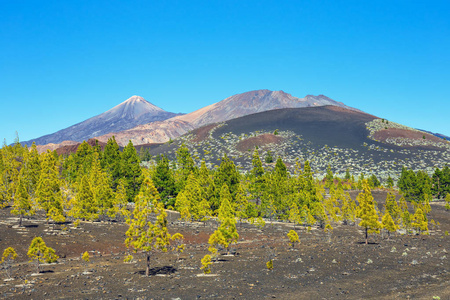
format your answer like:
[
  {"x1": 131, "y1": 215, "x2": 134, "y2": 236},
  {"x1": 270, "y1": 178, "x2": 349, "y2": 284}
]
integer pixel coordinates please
[
  {"x1": 287, "y1": 230, "x2": 300, "y2": 249},
  {"x1": 1, "y1": 247, "x2": 18, "y2": 278},
  {"x1": 411, "y1": 208, "x2": 428, "y2": 234},
  {"x1": 36, "y1": 151, "x2": 65, "y2": 225},
  {"x1": 153, "y1": 155, "x2": 177, "y2": 207},
  {"x1": 100, "y1": 136, "x2": 122, "y2": 189},
  {"x1": 357, "y1": 180, "x2": 381, "y2": 244},
  {"x1": 201, "y1": 254, "x2": 212, "y2": 274},
  {"x1": 341, "y1": 192, "x2": 357, "y2": 225},
  {"x1": 398, "y1": 167, "x2": 433, "y2": 202},
  {"x1": 72, "y1": 175, "x2": 98, "y2": 221},
  {"x1": 27, "y1": 237, "x2": 58, "y2": 273},
  {"x1": 175, "y1": 144, "x2": 197, "y2": 192},
  {"x1": 266, "y1": 259, "x2": 273, "y2": 270},
  {"x1": 386, "y1": 175, "x2": 394, "y2": 189},
  {"x1": 215, "y1": 184, "x2": 239, "y2": 254},
  {"x1": 125, "y1": 176, "x2": 171, "y2": 276},
  {"x1": 121, "y1": 140, "x2": 143, "y2": 202},
  {"x1": 264, "y1": 151, "x2": 273, "y2": 164},
  {"x1": 250, "y1": 148, "x2": 264, "y2": 178},
  {"x1": 384, "y1": 192, "x2": 401, "y2": 225},
  {"x1": 382, "y1": 211, "x2": 398, "y2": 237},
  {"x1": 368, "y1": 174, "x2": 380, "y2": 189},
  {"x1": 82, "y1": 251, "x2": 90, "y2": 263},
  {"x1": 213, "y1": 154, "x2": 240, "y2": 210},
  {"x1": 11, "y1": 168, "x2": 35, "y2": 227}
]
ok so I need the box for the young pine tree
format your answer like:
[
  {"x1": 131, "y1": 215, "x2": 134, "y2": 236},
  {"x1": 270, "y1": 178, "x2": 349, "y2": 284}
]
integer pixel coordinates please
[
  {"x1": 287, "y1": 230, "x2": 300, "y2": 250},
  {"x1": 411, "y1": 208, "x2": 428, "y2": 234},
  {"x1": 201, "y1": 254, "x2": 212, "y2": 274},
  {"x1": 381, "y1": 211, "x2": 398, "y2": 239},
  {"x1": 73, "y1": 175, "x2": 98, "y2": 221},
  {"x1": 217, "y1": 184, "x2": 239, "y2": 255},
  {"x1": 357, "y1": 180, "x2": 381, "y2": 244},
  {"x1": 27, "y1": 237, "x2": 58, "y2": 273},
  {"x1": 124, "y1": 176, "x2": 171, "y2": 277},
  {"x1": 11, "y1": 169, "x2": 34, "y2": 227},
  {"x1": 1, "y1": 247, "x2": 18, "y2": 279}
]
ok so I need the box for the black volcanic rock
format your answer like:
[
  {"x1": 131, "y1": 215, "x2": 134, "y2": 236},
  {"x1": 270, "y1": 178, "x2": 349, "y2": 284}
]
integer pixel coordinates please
[{"x1": 22, "y1": 96, "x2": 183, "y2": 146}]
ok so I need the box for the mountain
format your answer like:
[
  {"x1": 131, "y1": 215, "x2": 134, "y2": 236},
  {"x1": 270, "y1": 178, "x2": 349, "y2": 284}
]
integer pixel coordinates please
[
  {"x1": 173, "y1": 89, "x2": 360, "y2": 127},
  {"x1": 95, "y1": 89, "x2": 361, "y2": 146},
  {"x1": 23, "y1": 96, "x2": 182, "y2": 146},
  {"x1": 147, "y1": 105, "x2": 450, "y2": 180}
]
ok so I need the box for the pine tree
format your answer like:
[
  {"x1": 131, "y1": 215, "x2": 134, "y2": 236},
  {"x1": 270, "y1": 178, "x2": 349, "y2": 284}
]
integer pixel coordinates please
[
  {"x1": 171, "y1": 233, "x2": 185, "y2": 264},
  {"x1": 182, "y1": 172, "x2": 204, "y2": 221},
  {"x1": 110, "y1": 178, "x2": 130, "y2": 220},
  {"x1": 341, "y1": 192, "x2": 356, "y2": 225},
  {"x1": 27, "y1": 237, "x2": 58, "y2": 273},
  {"x1": 125, "y1": 176, "x2": 171, "y2": 276},
  {"x1": 73, "y1": 175, "x2": 98, "y2": 221},
  {"x1": 217, "y1": 184, "x2": 239, "y2": 254},
  {"x1": 287, "y1": 230, "x2": 300, "y2": 250},
  {"x1": 11, "y1": 169, "x2": 34, "y2": 227},
  {"x1": 121, "y1": 140, "x2": 143, "y2": 202},
  {"x1": 325, "y1": 164, "x2": 334, "y2": 188},
  {"x1": 153, "y1": 154, "x2": 177, "y2": 206},
  {"x1": 201, "y1": 254, "x2": 212, "y2": 274},
  {"x1": 381, "y1": 211, "x2": 398, "y2": 239},
  {"x1": 234, "y1": 182, "x2": 249, "y2": 225},
  {"x1": 288, "y1": 201, "x2": 300, "y2": 228},
  {"x1": 175, "y1": 191, "x2": 191, "y2": 224},
  {"x1": 198, "y1": 160, "x2": 216, "y2": 209},
  {"x1": 357, "y1": 180, "x2": 381, "y2": 244},
  {"x1": 1, "y1": 247, "x2": 18, "y2": 279},
  {"x1": 399, "y1": 196, "x2": 411, "y2": 232},
  {"x1": 36, "y1": 151, "x2": 65, "y2": 226},
  {"x1": 89, "y1": 152, "x2": 114, "y2": 220},
  {"x1": 411, "y1": 208, "x2": 428, "y2": 234},
  {"x1": 251, "y1": 148, "x2": 264, "y2": 178},
  {"x1": 175, "y1": 144, "x2": 196, "y2": 192},
  {"x1": 208, "y1": 230, "x2": 225, "y2": 261},
  {"x1": 23, "y1": 143, "x2": 41, "y2": 196},
  {"x1": 301, "y1": 205, "x2": 316, "y2": 231},
  {"x1": 384, "y1": 192, "x2": 401, "y2": 224},
  {"x1": 213, "y1": 154, "x2": 240, "y2": 209},
  {"x1": 100, "y1": 136, "x2": 122, "y2": 189},
  {"x1": 218, "y1": 184, "x2": 234, "y2": 221},
  {"x1": 386, "y1": 175, "x2": 394, "y2": 189}
]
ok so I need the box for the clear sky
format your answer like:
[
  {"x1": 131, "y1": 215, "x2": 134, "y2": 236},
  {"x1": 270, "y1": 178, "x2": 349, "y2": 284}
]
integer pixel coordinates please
[{"x1": 1, "y1": 0, "x2": 449, "y2": 143}]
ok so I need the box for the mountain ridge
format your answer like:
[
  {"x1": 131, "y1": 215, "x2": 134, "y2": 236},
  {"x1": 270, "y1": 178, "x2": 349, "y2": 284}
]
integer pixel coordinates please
[
  {"x1": 94, "y1": 89, "x2": 362, "y2": 146},
  {"x1": 22, "y1": 95, "x2": 182, "y2": 146}
]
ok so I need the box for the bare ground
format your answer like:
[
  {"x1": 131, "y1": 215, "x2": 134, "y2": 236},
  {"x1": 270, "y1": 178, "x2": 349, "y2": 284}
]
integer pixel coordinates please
[{"x1": 0, "y1": 198, "x2": 449, "y2": 299}]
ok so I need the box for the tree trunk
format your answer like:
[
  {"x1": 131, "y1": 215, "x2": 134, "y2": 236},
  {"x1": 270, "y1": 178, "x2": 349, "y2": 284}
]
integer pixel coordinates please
[
  {"x1": 19, "y1": 214, "x2": 23, "y2": 227},
  {"x1": 365, "y1": 227, "x2": 368, "y2": 245},
  {"x1": 146, "y1": 253, "x2": 150, "y2": 276}
]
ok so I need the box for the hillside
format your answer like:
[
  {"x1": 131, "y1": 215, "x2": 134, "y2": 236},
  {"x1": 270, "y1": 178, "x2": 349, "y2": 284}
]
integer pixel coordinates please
[{"x1": 148, "y1": 106, "x2": 450, "y2": 181}]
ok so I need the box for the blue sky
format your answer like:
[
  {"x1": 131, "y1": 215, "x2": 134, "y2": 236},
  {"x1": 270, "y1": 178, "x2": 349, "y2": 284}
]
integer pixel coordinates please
[{"x1": 1, "y1": 0, "x2": 449, "y2": 143}]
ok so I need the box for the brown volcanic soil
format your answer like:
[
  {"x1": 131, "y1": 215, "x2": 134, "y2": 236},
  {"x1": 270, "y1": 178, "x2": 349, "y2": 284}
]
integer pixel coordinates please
[
  {"x1": 236, "y1": 134, "x2": 283, "y2": 152},
  {"x1": 192, "y1": 124, "x2": 220, "y2": 143},
  {"x1": 54, "y1": 139, "x2": 109, "y2": 156},
  {"x1": 374, "y1": 129, "x2": 444, "y2": 144},
  {"x1": 0, "y1": 196, "x2": 449, "y2": 299}
]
